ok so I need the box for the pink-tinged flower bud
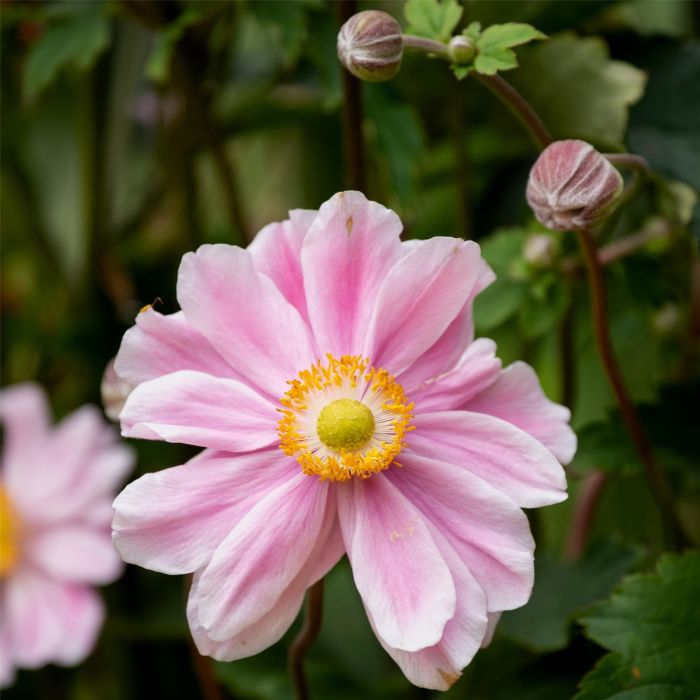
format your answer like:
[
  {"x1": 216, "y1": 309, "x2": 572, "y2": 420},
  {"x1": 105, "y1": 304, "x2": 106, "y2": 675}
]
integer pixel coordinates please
[
  {"x1": 523, "y1": 233, "x2": 559, "y2": 268},
  {"x1": 337, "y1": 11, "x2": 403, "y2": 83},
  {"x1": 447, "y1": 36, "x2": 476, "y2": 64},
  {"x1": 526, "y1": 140, "x2": 624, "y2": 231},
  {"x1": 101, "y1": 358, "x2": 134, "y2": 422}
]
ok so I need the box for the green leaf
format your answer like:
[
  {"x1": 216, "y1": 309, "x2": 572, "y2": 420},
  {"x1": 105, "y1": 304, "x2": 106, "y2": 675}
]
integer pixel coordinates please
[
  {"x1": 509, "y1": 34, "x2": 646, "y2": 150},
  {"x1": 577, "y1": 551, "x2": 700, "y2": 699},
  {"x1": 145, "y1": 7, "x2": 205, "y2": 83},
  {"x1": 248, "y1": 0, "x2": 309, "y2": 67},
  {"x1": 23, "y1": 3, "x2": 110, "y2": 101},
  {"x1": 452, "y1": 64, "x2": 473, "y2": 80},
  {"x1": 473, "y1": 23, "x2": 546, "y2": 75},
  {"x1": 499, "y1": 542, "x2": 639, "y2": 653},
  {"x1": 404, "y1": 0, "x2": 463, "y2": 42}
]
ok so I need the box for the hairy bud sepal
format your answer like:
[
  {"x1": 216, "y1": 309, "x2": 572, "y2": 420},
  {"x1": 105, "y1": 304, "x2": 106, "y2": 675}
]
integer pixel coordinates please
[
  {"x1": 526, "y1": 140, "x2": 624, "y2": 232},
  {"x1": 337, "y1": 11, "x2": 403, "y2": 83},
  {"x1": 448, "y1": 36, "x2": 476, "y2": 64}
]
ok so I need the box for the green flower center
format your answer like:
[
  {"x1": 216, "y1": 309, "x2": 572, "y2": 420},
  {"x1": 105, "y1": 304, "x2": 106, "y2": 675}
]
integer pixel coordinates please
[{"x1": 316, "y1": 398, "x2": 375, "y2": 451}]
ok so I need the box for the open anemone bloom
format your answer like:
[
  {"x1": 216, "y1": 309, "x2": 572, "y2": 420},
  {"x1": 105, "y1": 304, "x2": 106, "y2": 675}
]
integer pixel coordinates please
[
  {"x1": 0, "y1": 384, "x2": 133, "y2": 687},
  {"x1": 112, "y1": 191, "x2": 575, "y2": 690}
]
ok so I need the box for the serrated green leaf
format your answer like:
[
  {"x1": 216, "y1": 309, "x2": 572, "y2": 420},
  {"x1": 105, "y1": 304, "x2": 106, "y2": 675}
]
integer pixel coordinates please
[
  {"x1": 472, "y1": 23, "x2": 545, "y2": 75},
  {"x1": 477, "y1": 22, "x2": 546, "y2": 52},
  {"x1": 577, "y1": 551, "x2": 700, "y2": 699},
  {"x1": 404, "y1": 0, "x2": 463, "y2": 42},
  {"x1": 23, "y1": 3, "x2": 110, "y2": 101},
  {"x1": 452, "y1": 64, "x2": 473, "y2": 80},
  {"x1": 509, "y1": 34, "x2": 646, "y2": 150},
  {"x1": 462, "y1": 20, "x2": 482, "y2": 42}
]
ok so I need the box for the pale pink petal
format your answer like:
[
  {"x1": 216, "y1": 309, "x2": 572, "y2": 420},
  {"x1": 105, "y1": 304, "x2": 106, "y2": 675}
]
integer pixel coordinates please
[
  {"x1": 120, "y1": 370, "x2": 278, "y2": 451},
  {"x1": 364, "y1": 238, "x2": 492, "y2": 376},
  {"x1": 177, "y1": 244, "x2": 316, "y2": 398},
  {"x1": 249, "y1": 209, "x2": 317, "y2": 321},
  {"x1": 408, "y1": 411, "x2": 567, "y2": 507},
  {"x1": 0, "y1": 383, "x2": 50, "y2": 494},
  {"x1": 28, "y1": 526, "x2": 122, "y2": 585},
  {"x1": 409, "y1": 338, "x2": 502, "y2": 412},
  {"x1": 337, "y1": 475, "x2": 456, "y2": 652},
  {"x1": 373, "y1": 529, "x2": 488, "y2": 690},
  {"x1": 3, "y1": 568, "x2": 64, "y2": 668},
  {"x1": 113, "y1": 449, "x2": 296, "y2": 574},
  {"x1": 115, "y1": 309, "x2": 237, "y2": 387},
  {"x1": 301, "y1": 191, "x2": 403, "y2": 356},
  {"x1": 196, "y1": 474, "x2": 332, "y2": 642},
  {"x1": 49, "y1": 585, "x2": 105, "y2": 666},
  {"x1": 481, "y1": 612, "x2": 502, "y2": 648},
  {"x1": 188, "y1": 509, "x2": 343, "y2": 660},
  {"x1": 464, "y1": 362, "x2": 577, "y2": 464},
  {"x1": 390, "y1": 453, "x2": 534, "y2": 612},
  {"x1": 397, "y1": 257, "x2": 495, "y2": 390}
]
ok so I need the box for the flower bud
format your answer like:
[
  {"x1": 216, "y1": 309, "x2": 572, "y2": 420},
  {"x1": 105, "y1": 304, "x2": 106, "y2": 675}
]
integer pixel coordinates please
[
  {"x1": 447, "y1": 36, "x2": 476, "y2": 64},
  {"x1": 523, "y1": 233, "x2": 559, "y2": 269},
  {"x1": 101, "y1": 358, "x2": 134, "y2": 422},
  {"x1": 337, "y1": 11, "x2": 403, "y2": 83},
  {"x1": 526, "y1": 140, "x2": 624, "y2": 231}
]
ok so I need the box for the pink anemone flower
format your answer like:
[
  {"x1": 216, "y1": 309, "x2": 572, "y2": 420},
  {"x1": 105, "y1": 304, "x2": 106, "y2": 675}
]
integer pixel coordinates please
[
  {"x1": 112, "y1": 191, "x2": 575, "y2": 690},
  {"x1": 0, "y1": 384, "x2": 133, "y2": 687}
]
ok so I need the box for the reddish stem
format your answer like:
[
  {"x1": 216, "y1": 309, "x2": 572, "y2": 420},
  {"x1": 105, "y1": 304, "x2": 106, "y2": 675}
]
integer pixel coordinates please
[{"x1": 289, "y1": 580, "x2": 324, "y2": 700}]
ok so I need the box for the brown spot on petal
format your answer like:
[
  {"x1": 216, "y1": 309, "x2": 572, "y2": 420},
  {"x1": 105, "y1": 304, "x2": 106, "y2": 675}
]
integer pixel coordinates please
[
  {"x1": 346, "y1": 216, "x2": 353, "y2": 236},
  {"x1": 437, "y1": 669, "x2": 461, "y2": 688}
]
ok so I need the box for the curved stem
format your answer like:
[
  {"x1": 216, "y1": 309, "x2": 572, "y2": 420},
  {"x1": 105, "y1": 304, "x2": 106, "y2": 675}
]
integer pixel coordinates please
[
  {"x1": 565, "y1": 471, "x2": 608, "y2": 560},
  {"x1": 289, "y1": 580, "x2": 324, "y2": 700},
  {"x1": 604, "y1": 152, "x2": 651, "y2": 211},
  {"x1": 472, "y1": 74, "x2": 552, "y2": 150},
  {"x1": 576, "y1": 228, "x2": 686, "y2": 549},
  {"x1": 402, "y1": 34, "x2": 450, "y2": 58}
]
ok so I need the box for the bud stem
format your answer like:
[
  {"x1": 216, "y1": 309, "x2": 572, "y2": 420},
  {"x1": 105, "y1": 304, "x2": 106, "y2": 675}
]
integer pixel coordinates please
[
  {"x1": 603, "y1": 152, "x2": 651, "y2": 211},
  {"x1": 401, "y1": 34, "x2": 450, "y2": 59},
  {"x1": 289, "y1": 579, "x2": 325, "y2": 700},
  {"x1": 473, "y1": 74, "x2": 552, "y2": 150},
  {"x1": 576, "y1": 228, "x2": 688, "y2": 549}
]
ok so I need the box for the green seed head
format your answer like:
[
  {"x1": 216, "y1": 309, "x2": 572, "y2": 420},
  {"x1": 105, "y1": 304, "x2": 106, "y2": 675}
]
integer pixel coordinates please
[{"x1": 317, "y1": 399, "x2": 375, "y2": 451}]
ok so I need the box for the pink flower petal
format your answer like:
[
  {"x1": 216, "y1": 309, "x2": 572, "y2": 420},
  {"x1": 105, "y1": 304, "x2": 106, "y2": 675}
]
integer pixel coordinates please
[
  {"x1": 464, "y1": 362, "x2": 577, "y2": 464},
  {"x1": 337, "y1": 475, "x2": 456, "y2": 652},
  {"x1": 301, "y1": 191, "x2": 403, "y2": 356},
  {"x1": 364, "y1": 238, "x2": 491, "y2": 376},
  {"x1": 196, "y1": 474, "x2": 332, "y2": 642},
  {"x1": 120, "y1": 370, "x2": 278, "y2": 451},
  {"x1": 409, "y1": 338, "x2": 502, "y2": 412},
  {"x1": 373, "y1": 529, "x2": 488, "y2": 690},
  {"x1": 249, "y1": 209, "x2": 317, "y2": 322},
  {"x1": 115, "y1": 309, "x2": 237, "y2": 387},
  {"x1": 113, "y1": 449, "x2": 296, "y2": 574},
  {"x1": 408, "y1": 411, "x2": 567, "y2": 507},
  {"x1": 0, "y1": 383, "x2": 50, "y2": 496},
  {"x1": 177, "y1": 244, "x2": 316, "y2": 398},
  {"x1": 188, "y1": 512, "x2": 343, "y2": 660},
  {"x1": 390, "y1": 453, "x2": 534, "y2": 612},
  {"x1": 28, "y1": 526, "x2": 123, "y2": 585},
  {"x1": 481, "y1": 612, "x2": 502, "y2": 648}
]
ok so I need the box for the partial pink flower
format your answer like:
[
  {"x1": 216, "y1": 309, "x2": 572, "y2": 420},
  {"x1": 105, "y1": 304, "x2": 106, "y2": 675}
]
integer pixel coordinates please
[
  {"x1": 101, "y1": 358, "x2": 135, "y2": 422},
  {"x1": 526, "y1": 139, "x2": 624, "y2": 231},
  {"x1": 112, "y1": 191, "x2": 575, "y2": 690},
  {"x1": 0, "y1": 384, "x2": 133, "y2": 687}
]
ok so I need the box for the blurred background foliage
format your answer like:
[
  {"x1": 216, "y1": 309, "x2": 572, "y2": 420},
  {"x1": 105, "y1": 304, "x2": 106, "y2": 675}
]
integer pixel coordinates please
[{"x1": 1, "y1": 0, "x2": 699, "y2": 698}]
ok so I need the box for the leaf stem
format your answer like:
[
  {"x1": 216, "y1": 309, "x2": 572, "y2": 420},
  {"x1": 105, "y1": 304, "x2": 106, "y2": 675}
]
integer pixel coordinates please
[
  {"x1": 576, "y1": 228, "x2": 687, "y2": 549},
  {"x1": 565, "y1": 471, "x2": 608, "y2": 560},
  {"x1": 289, "y1": 580, "x2": 324, "y2": 700}
]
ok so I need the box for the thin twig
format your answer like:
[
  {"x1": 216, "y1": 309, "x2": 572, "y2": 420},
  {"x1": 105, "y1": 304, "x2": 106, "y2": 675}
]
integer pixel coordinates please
[
  {"x1": 289, "y1": 580, "x2": 324, "y2": 700},
  {"x1": 576, "y1": 228, "x2": 687, "y2": 549},
  {"x1": 565, "y1": 471, "x2": 608, "y2": 560}
]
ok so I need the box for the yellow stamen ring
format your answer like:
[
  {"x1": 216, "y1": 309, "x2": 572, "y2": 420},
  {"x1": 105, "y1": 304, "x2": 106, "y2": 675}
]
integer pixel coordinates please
[
  {"x1": 278, "y1": 355, "x2": 414, "y2": 481},
  {"x1": 0, "y1": 487, "x2": 20, "y2": 578}
]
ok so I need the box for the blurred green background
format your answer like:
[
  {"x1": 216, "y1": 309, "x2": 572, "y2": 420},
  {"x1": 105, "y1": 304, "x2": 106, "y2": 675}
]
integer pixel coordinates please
[{"x1": 2, "y1": 1, "x2": 699, "y2": 698}]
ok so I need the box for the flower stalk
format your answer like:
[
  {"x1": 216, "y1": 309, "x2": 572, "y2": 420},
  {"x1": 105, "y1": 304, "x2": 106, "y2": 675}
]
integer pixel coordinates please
[{"x1": 289, "y1": 580, "x2": 325, "y2": 700}]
